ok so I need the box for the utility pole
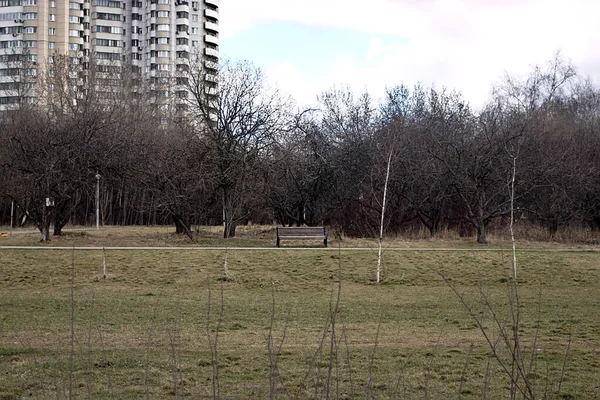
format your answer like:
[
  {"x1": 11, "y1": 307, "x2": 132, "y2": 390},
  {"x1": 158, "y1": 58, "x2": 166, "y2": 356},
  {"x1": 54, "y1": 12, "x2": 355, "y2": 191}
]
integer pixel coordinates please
[
  {"x1": 10, "y1": 200, "x2": 14, "y2": 235},
  {"x1": 95, "y1": 172, "x2": 101, "y2": 230}
]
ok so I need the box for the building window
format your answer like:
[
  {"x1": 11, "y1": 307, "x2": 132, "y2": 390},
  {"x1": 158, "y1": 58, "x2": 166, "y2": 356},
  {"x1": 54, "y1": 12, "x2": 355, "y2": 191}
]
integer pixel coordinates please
[
  {"x1": 92, "y1": 12, "x2": 121, "y2": 21},
  {"x1": 69, "y1": 16, "x2": 80, "y2": 23},
  {"x1": 69, "y1": 2, "x2": 80, "y2": 9},
  {"x1": 94, "y1": 25, "x2": 122, "y2": 34},
  {"x1": 49, "y1": 1, "x2": 56, "y2": 7},
  {"x1": 69, "y1": 29, "x2": 79, "y2": 37},
  {"x1": 49, "y1": 42, "x2": 55, "y2": 49},
  {"x1": 24, "y1": 26, "x2": 36, "y2": 34},
  {"x1": 69, "y1": 43, "x2": 79, "y2": 51},
  {"x1": 49, "y1": 14, "x2": 56, "y2": 21},
  {"x1": 94, "y1": 0, "x2": 122, "y2": 7},
  {"x1": 49, "y1": 27, "x2": 55, "y2": 35}
]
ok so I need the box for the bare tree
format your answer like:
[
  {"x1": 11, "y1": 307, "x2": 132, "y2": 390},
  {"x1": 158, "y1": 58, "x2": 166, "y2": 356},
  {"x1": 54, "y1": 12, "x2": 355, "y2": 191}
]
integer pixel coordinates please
[
  {"x1": 265, "y1": 109, "x2": 336, "y2": 226},
  {"x1": 184, "y1": 58, "x2": 292, "y2": 237}
]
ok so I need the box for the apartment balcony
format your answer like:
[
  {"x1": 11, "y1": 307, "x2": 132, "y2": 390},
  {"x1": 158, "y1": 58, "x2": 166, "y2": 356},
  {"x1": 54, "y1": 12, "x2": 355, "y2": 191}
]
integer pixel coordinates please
[
  {"x1": 204, "y1": 60, "x2": 218, "y2": 71},
  {"x1": 204, "y1": 47, "x2": 219, "y2": 58},
  {"x1": 205, "y1": 8, "x2": 218, "y2": 20},
  {"x1": 204, "y1": 21, "x2": 219, "y2": 33},
  {"x1": 204, "y1": 34, "x2": 219, "y2": 46},
  {"x1": 205, "y1": 0, "x2": 219, "y2": 7}
]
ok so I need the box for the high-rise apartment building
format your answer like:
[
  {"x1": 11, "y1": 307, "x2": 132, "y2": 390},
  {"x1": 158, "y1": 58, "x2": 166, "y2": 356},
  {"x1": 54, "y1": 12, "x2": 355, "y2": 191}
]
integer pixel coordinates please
[{"x1": 0, "y1": 0, "x2": 219, "y2": 111}]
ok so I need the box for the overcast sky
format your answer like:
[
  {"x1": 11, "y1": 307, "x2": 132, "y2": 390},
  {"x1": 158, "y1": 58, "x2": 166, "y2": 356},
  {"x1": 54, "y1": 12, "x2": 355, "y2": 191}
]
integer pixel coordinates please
[{"x1": 219, "y1": 0, "x2": 599, "y2": 109}]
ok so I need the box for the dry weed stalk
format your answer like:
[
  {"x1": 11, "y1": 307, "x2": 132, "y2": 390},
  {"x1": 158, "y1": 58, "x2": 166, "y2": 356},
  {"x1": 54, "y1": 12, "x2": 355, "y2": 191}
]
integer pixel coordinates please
[
  {"x1": 442, "y1": 148, "x2": 572, "y2": 399},
  {"x1": 206, "y1": 277, "x2": 224, "y2": 399},
  {"x1": 267, "y1": 282, "x2": 291, "y2": 399},
  {"x1": 69, "y1": 247, "x2": 75, "y2": 400},
  {"x1": 300, "y1": 247, "x2": 345, "y2": 399},
  {"x1": 143, "y1": 306, "x2": 158, "y2": 400}
]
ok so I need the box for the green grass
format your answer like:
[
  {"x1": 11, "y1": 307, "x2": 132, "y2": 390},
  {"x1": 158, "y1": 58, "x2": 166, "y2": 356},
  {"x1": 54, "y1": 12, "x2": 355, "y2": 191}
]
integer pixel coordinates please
[{"x1": 0, "y1": 227, "x2": 599, "y2": 398}]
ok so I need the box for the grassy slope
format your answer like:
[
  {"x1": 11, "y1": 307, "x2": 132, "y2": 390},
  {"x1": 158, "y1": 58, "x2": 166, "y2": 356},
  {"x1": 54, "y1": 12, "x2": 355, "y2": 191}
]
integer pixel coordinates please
[{"x1": 0, "y1": 227, "x2": 599, "y2": 399}]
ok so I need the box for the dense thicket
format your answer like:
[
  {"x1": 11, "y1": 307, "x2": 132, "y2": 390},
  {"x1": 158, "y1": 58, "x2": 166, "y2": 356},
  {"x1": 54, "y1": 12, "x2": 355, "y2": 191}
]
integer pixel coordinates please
[{"x1": 1, "y1": 54, "x2": 599, "y2": 242}]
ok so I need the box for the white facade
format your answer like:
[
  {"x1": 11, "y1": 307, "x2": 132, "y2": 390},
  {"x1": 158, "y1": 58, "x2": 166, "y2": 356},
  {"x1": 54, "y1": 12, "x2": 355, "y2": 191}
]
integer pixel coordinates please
[{"x1": 0, "y1": 0, "x2": 219, "y2": 110}]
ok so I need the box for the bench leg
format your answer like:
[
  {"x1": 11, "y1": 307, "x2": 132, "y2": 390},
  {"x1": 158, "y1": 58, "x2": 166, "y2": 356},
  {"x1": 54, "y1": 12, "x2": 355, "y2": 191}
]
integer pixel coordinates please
[
  {"x1": 276, "y1": 238, "x2": 280, "y2": 247},
  {"x1": 324, "y1": 237, "x2": 327, "y2": 247}
]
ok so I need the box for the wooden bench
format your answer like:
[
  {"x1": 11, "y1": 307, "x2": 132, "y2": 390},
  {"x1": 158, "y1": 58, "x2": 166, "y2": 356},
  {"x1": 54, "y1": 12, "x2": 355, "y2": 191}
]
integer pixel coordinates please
[{"x1": 276, "y1": 226, "x2": 327, "y2": 247}]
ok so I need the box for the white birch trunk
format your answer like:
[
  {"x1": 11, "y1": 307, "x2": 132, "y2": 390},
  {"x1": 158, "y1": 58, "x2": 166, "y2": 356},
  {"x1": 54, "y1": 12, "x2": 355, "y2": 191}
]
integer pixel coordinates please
[
  {"x1": 376, "y1": 148, "x2": 393, "y2": 284},
  {"x1": 102, "y1": 247, "x2": 108, "y2": 279},
  {"x1": 510, "y1": 155, "x2": 517, "y2": 281}
]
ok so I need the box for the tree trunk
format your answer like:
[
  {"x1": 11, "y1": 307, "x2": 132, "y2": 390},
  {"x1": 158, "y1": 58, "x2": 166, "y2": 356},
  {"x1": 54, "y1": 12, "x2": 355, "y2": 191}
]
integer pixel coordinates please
[
  {"x1": 222, "y1": 186, "x2": 237, "y2": 238},
  {"x1": 548, "y1": 220, "x2": 558, "y2": 238},
  {"x1": 53, "y1": 219, "x2": 68, "y2": 236},
  {"x1": 417, "y1": 211, "x2": 441, "y2": 238},
  {"x1": 476, "y1": 223, "x2": 486, "y2": 244},
  {"x1": 53, "y1": 203, "x2": 70, "y2": 236},
  {"x1": 226, "y1": 221, "x2": 237, "y2": 238},
  {"x1": 173, "y1": 214, "x2": 194, "y2": 240},
  {"x1": 475, "y1": 198, "x2": 487, "y2": 244}
]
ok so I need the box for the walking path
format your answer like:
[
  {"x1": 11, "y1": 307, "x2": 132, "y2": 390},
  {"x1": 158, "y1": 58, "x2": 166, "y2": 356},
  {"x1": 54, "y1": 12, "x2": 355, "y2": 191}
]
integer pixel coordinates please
[{"x1": 1, "y1": 245, "x2": 598, "y2": 253}]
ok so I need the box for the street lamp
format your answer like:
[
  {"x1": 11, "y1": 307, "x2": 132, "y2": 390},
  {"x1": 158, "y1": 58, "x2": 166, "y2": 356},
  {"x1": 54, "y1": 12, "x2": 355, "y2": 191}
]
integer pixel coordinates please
[{"x1": 95, "y1": 172, "x2": 101, "y2": 230}]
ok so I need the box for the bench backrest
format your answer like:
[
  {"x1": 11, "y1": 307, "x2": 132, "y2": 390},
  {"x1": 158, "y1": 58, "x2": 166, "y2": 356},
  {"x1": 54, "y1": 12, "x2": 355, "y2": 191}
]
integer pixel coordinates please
[{"x1": 277, "y1": 227, "x2": 326, "y2": 237}]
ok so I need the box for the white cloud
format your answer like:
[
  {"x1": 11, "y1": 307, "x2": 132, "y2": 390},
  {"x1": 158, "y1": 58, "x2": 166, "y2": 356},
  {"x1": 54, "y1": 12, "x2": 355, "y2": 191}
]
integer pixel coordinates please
[{"x1": 221, "y1": 0, "x2": 600, "y2": 108}]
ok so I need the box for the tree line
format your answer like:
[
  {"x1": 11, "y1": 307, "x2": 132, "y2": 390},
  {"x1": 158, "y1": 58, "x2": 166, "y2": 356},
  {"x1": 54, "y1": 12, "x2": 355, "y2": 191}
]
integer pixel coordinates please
[{"x1": 0, "y1": 52, "x2": 599, "y2": 242}]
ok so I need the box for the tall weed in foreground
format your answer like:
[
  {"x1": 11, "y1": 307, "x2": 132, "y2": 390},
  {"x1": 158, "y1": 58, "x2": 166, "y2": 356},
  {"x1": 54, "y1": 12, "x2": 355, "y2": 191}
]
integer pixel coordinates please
[{"x1": 442, "y1": 149, "x2": 572, "y2": 399}]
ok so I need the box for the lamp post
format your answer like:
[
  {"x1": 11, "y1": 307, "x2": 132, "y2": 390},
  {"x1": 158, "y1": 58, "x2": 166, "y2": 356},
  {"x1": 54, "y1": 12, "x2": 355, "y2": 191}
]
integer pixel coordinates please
[
  {"x1": 95, "y1": 172, "x2": 101, "y2": 230},
  {"x1": 10, "y1": 200, "x2": 14, "y2": 235}
]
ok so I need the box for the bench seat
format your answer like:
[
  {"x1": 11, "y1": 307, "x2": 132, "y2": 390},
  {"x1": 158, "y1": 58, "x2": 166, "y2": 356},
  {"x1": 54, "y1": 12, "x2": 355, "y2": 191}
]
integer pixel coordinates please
[{"x1": 276, "y1": 227, "x2": 327, "y2": 247}]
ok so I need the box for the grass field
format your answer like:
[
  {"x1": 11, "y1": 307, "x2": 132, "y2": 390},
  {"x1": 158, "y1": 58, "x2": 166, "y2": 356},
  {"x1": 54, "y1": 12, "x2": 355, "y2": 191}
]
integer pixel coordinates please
[{"x1": 0, "y1": 226, "x2": 599, "y2": 399}]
